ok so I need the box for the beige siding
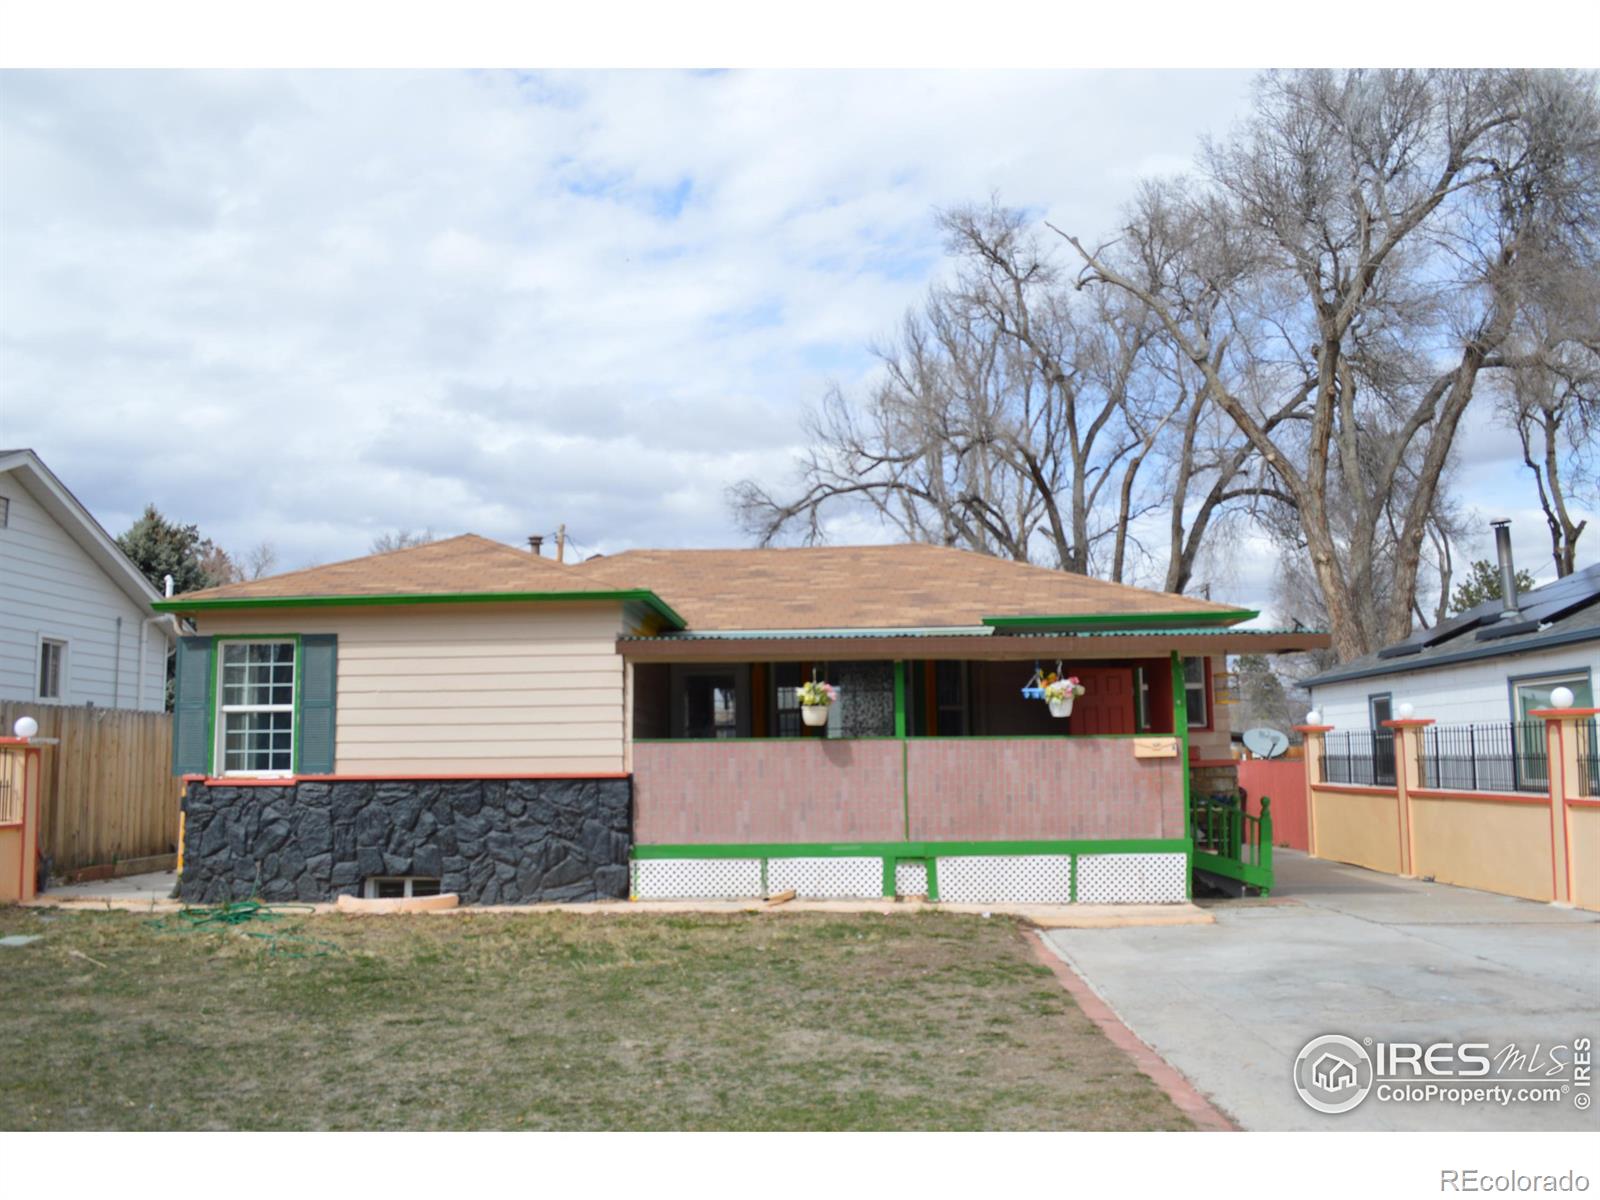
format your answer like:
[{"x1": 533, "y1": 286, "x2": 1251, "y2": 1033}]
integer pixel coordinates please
[{"x1": 193, "y1": 602, "x2": 627, "y2": 774}]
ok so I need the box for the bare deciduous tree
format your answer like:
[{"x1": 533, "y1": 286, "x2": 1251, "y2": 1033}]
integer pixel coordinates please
[
  {"x1": 731, "y1": 203, "x2": 1258, "y2": 587},
  {"x1": 1062, "y1": 69, "x2": 1600, "y2": 659},
  {"x1": 1494, "y1": 263, "x2": 1600, "y2": 576},
  {"x1": 241, "y1": 540, "x2": 279, "y2": 580},
  {"x1": 371, "y1": 528, "x2": 436, "y2": 554}
]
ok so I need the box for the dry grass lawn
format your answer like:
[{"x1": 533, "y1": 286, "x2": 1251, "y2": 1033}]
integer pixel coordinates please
[{"x1": 0, "y1": 905, "x2": 1191, "y2": 1131}]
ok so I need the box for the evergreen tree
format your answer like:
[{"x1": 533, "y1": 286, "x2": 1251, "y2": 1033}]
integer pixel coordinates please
[
  {"x1": 115, "y1": 504, "x2": 230, "y2": 595},
  {"x1": 1449, "y1": 559, "x2": 1538, "y2": 615}
]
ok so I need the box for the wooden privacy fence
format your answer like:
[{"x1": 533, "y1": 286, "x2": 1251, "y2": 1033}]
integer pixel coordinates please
[
  {"x1": 1237, "y1": 759, "x2": 1310, "y2": 851},
  {"x1": 0, "y1": 702, "x2": 177, "y2": 872}
]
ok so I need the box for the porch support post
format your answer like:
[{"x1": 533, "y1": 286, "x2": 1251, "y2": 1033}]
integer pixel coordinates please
[
  {"x1": 893, "y1": 661, "x2": 907, "y2": 738},
  {"x1": 1171, "y1": 651, "x2": 1192, "y2": 898},
  {"x1": 1170, "y1": 652, "x2": 1189, "y2": 837},
  {"x1": 894, "y1": 660, "x2": 909, "y2": 840}
]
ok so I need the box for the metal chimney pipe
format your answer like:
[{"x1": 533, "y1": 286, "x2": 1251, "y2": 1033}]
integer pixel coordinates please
[
  {"x1": 527, "y1": 534, "x2": 544, "y2": 557},
  {"x1": 1491, "y1": 520, "x2": 1520, "y2": 620}
]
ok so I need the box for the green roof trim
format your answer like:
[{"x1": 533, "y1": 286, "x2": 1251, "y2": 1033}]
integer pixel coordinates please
[
  {"x1": 981, "y1": 609, "x2": 1259, "y2": 631},
  {"x1": 153, "y1": 588, "x2": 688, "y2": 630}
]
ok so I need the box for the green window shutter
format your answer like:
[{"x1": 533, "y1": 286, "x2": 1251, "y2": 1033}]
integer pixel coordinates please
[
  {"x1": 298, "y1": 634, "x2": 338, "y2": 774},
  {"x1": 172, "y1": 636, "x2": 214, "y2": 776}
]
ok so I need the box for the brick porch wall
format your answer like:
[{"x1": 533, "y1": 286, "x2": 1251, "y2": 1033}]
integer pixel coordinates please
[
  {"x1": 633, "y1": 736, "x2": 1183, "y2": 844},
  {"x1": 633, "y1": 740, "x2": 905, "y2": 843},
  {"x1": 908, "y1": 739, "x2": 1183, "y2": 840}
]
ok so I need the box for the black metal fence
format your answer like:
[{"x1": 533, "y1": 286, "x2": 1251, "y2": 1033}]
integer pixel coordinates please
[
  {"x1": 1416, "y1": 721, "x2": 1549, "y2": 794},
  {"x1": 1320, "y1": 729, "x2": 1396, "y2": 787},
  {"x1": 1580, "y1": 719, "x2": 1599, "y2": 798},
  {"x1": 1322, "y1": 719, "x2": 1599, "y2": 795}
]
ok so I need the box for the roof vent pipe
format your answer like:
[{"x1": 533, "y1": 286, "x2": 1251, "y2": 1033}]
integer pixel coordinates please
[
  {"x1": 527, "y1": 534, "x2": 543, "y2": 557},
  {"x1": 1491, "y1": 520, "x2": 1520, "y2": 621},
  {"x1": 163, "y1": 574, "x2": 174, "y2": 598}
]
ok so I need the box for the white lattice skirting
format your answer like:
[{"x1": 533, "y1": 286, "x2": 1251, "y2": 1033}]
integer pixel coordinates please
[
  {"x1": 936, "y1": 855, "x2": 1073, "y2": 904},
  {"x1": 893, "y1": 861, "x2": 929, "y2": 898},
  {"x1": 632, "y1": 858, "x2": 762, "y2": 900},
  {"x1": 767, "y1": 857, "x2": 883, "y2": 899},
  {"x1": 632, "y1": 850, "x2": 1190, "y2": 904},
  {"x1": 1074, "y1": 853, "x2": 1188, "y2": 904}
]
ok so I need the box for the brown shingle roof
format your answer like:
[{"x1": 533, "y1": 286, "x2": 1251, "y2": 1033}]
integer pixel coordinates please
[
  {"x1": 169, "y1": 534, "x2": 576, "y2": 602},
  {"x1": 164, "y1": 535, "x2": 1249, "y2": 630},
  {"x1": 570, "y1": 543, "x2": 1245, "y2": 630}
]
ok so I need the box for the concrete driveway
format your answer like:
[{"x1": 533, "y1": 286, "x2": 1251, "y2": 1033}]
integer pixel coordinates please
[{"x1": 1043, "y1": 851, "x2": 1600, "y2": 1131}]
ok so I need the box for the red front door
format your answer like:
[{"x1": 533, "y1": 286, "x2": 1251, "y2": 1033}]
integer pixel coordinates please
[{"x1": 1070, "y1": 667, "x2": 1136, "y2": 735}]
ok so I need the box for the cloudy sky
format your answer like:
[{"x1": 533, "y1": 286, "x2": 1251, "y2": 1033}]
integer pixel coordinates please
[{"x1": 2, "y1": 69, "x2": 1592, "y2": 613}]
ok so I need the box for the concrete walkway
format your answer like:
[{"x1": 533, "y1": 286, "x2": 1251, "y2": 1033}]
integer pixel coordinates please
[
  {"x1": 39, "y1": 870, "x2": 178, "y2": 904},
  {"x1": 29, "y1": 873, "x2": 1210, "y2": 928},
  {"x1": 1043, "y1": 851, "x2": 1600, "y2": 1131}
]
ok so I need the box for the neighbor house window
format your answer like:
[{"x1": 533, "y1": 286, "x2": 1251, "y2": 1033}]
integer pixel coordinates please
[
  {"x1": 38, "y1": 638, "x2": 65, "y2": 700},
  {"x1": 1512, "y1": 672, "x2": 1593, "y2": 722},
  {"x1": 0, "y1": 495, "x2": 10, "y2": 527},
  {"x1": 216, "y1": 640, "x2": 296, "y2": 775},
  {"x1": 1183, "y1": 658, "x2": 1209, "y2": 729}
]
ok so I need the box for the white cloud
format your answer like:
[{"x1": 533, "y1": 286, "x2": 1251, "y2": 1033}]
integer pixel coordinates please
[{"x1": 3, "y1": 68, "x2": 1590, "y2": 601}]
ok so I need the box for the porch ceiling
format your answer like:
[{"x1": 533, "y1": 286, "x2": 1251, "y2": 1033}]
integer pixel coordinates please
[{"x1": 617, "y1": 627, "x2": 1331, "y2": 662}]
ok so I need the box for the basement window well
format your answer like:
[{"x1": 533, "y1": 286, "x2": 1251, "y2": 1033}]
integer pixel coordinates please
[{"x1": 363, "y1": 877, "x2": 442, "y2": 900}]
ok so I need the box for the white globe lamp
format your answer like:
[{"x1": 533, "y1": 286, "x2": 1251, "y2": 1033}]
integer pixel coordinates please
[
  {"x1": 1550, "y1": 686, "x2": 1575, "y2": 710},
  {"x1": 12, "y1": 715, "x2": 38, "y2": 739},
  {"x1": 1396, "y1": 702, "x2": 1414, "y2": 719},
  {"x1": 1304, "y1": 710, "x2": 1322, "y2": 726}
]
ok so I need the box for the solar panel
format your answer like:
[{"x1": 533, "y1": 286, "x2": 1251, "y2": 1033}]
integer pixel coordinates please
[
  {"x1": 1374, "y1": 563, "x2": 1599, "y2": 656},
  {"x1": 1513, "y1": 563, "x2": 1600, "y2": 625}
]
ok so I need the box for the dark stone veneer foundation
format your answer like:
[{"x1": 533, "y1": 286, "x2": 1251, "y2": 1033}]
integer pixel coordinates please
[{"x1": 179, "y1": 777, "x2": 632, "y2": 905}]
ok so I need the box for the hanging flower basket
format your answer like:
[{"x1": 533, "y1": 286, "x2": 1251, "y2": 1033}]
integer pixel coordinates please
[
  {"x1": 1021, "y1": 663, "x2": 1087, "y2": 719},
  {"x1": 798, "y1": 680, "x2": 838, "y2": 727},
  {"x1": 1042, "y1": 677, "x2": 1085, "y2": 718}
]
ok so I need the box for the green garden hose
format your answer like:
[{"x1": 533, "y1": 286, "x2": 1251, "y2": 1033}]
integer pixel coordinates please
[{"x1": 145, "y1": 899, "x2": 341, "y2": 958}]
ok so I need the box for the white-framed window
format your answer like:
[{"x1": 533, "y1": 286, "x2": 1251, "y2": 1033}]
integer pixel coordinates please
[
  {"x1": 1512, "y1": 671, "x2": 1593, "y2": 722},
  {"x1": 37, "y1": 638, "x2": 66, "y2": 700},
  {"x1": 364, "y1": 877, "x2": 441, "y2": 899},
  {"x1": 215, "y1": 639, "x2": 296, "y2": 775},
  {"x1": 1183, "y1": 657, "x2": 1209, "y2": 729}
]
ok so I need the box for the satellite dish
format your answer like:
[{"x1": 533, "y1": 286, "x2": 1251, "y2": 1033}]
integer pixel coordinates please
[{"x1": 1243, "y1": 727, "x2": 1290, "y2": 759}]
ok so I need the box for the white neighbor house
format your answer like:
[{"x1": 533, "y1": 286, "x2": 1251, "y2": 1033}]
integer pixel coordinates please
[
  {"x1": 0, "y1": 449, "x2": 173, "y2": 711},
  {"x1": 1303, "y1": 554, "x2": 1600, "y2": 732}
]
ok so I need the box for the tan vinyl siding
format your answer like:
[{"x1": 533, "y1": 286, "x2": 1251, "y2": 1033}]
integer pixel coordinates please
[{"x1": 192, "y1": 602, "x2": 627, "y2": 774}]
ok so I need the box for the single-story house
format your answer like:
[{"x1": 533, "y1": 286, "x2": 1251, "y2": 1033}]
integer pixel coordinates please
[
  {"x1": 1303, "y1": 557, "x2": 1598, "y2": 794},
  {"x1": 0, "y1": 448, "x2": 174, "y2": 711},
  {"x1": 1305, "y1": 562, "x2": 1598, "y2": 732},
  {"x1": 154, "y1": 534, "x2": 1328, "y2": 906}
]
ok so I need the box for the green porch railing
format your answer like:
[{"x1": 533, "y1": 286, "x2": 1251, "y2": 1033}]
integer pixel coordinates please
[{"x1": 1190, "y1": 794, "x2": 1274, "y2": 895}]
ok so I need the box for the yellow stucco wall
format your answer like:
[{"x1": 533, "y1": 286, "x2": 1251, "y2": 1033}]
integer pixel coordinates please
[
  {"x1": 0, "y1": 824, "x2": 23, "y2": 902},
  {"x1": 193, "y1": 601, "x2": 628, "y2": 775},
  {"x1": 1408, "y1": 795, "x2": 1555, "y2": 903},
  {"x1": 1310, "y1": 785, "x2": 1404, "y2": 874},
  {"x1": 1568, "y1": 806, "x2": 1600, "y2": 912}
]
